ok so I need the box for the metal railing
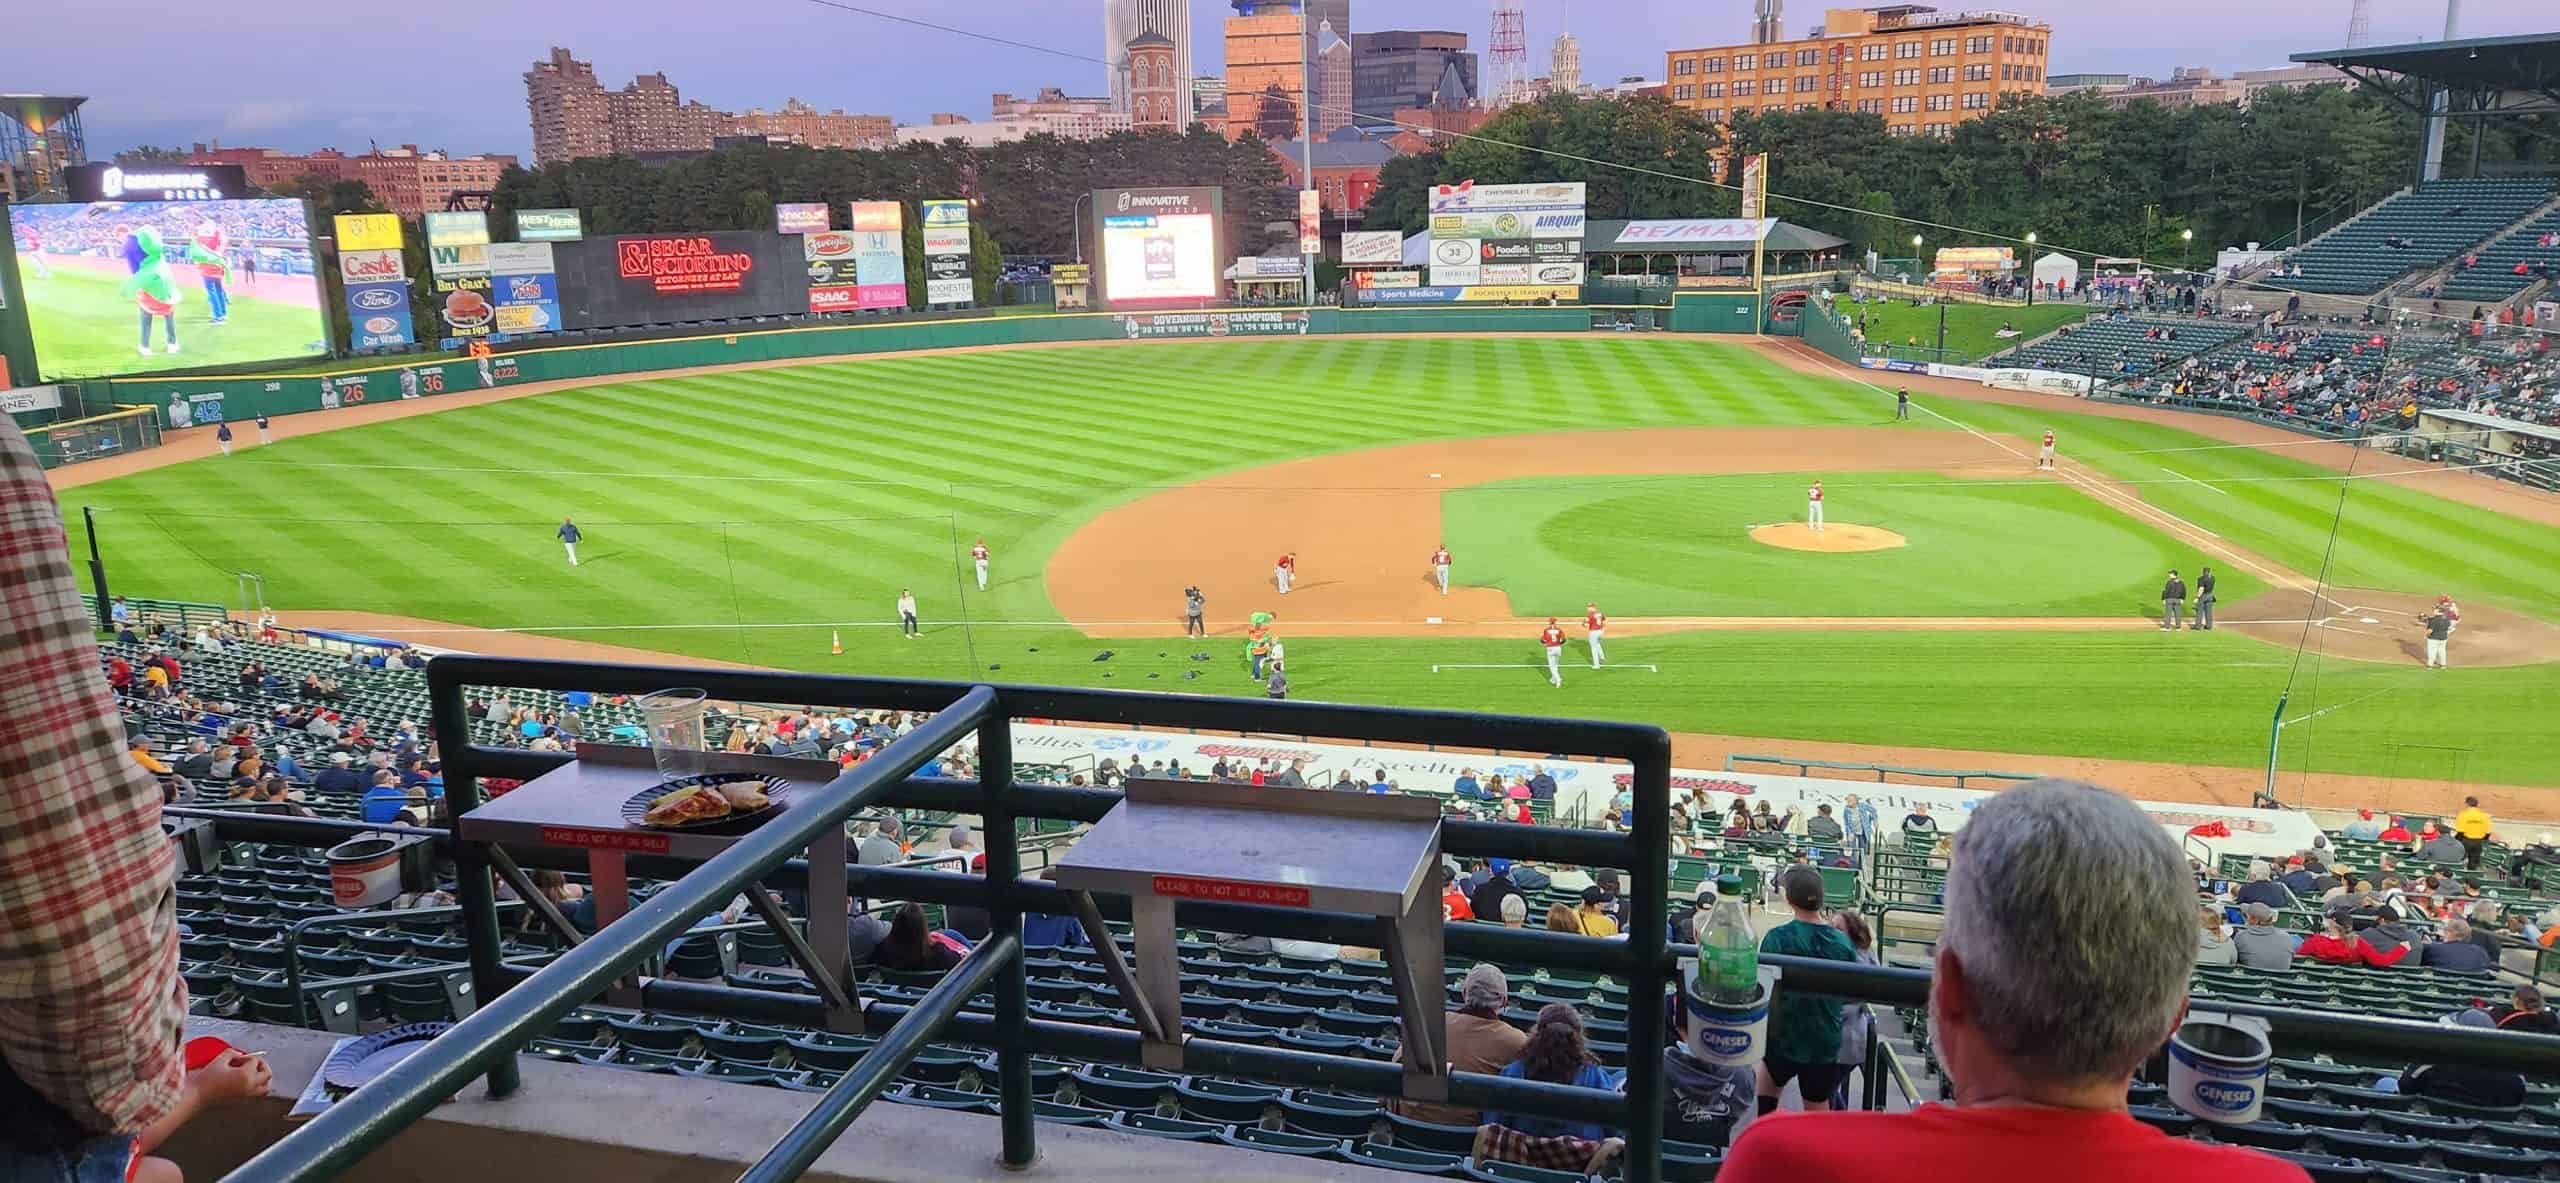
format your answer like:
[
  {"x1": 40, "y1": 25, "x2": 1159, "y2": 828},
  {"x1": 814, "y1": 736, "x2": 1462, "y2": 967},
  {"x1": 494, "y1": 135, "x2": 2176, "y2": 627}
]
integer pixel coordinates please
[
  {"x1": 208, "y1": 657, "x2": 2560, "y2": 1182},
  {"x1": 1724, "y1": 753, "x2": 2043, "y2": 792},
  {"x1": 230, "y1": 655, "x2": 1679, "y2": 1182}
]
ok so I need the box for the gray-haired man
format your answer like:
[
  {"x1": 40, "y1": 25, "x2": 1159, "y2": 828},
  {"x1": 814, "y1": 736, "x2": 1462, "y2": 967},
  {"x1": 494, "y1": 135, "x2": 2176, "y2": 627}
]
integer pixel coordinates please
[
  {"x1": 1723, "y1": 779, "x2": 2310, "y2": 1182},
  {"x1": 2231, "y1": 902, "x2": 2295, "y2": 970}
]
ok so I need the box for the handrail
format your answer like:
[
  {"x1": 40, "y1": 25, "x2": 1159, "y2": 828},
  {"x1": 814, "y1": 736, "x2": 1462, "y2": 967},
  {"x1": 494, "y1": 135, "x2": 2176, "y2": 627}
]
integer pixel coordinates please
[
  {"x1": 740, "y1": 934, "x2": 1020, "y2": 1183},
  {"x1": 228, "y1": 686, "x2": 999, "y2": 1182},
  {"x1": 1724, "y1": 753, "x2": 2042, "y2": 791}
]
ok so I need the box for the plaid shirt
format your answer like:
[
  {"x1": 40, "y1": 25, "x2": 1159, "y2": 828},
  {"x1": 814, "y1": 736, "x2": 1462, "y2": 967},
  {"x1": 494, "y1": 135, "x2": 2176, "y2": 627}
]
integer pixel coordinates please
[{"x1": 0, "y1": 425, "x2": 184, "y2": 1137}]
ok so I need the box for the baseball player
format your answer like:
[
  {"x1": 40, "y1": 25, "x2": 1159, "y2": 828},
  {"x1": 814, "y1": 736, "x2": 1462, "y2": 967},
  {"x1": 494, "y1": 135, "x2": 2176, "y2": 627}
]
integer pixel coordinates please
[
  {"x1": 556, "y1": 518, "x2": 582, "y2": 566},
  {"x1": 1275, "y1": 551, "x2": 1297, "y2": 595},
  {"x1": 2038, "y1": 429, "x2": 2057, "y2": 470},
  {"x1": 254, "y1": 412, "x2": 271, "y2": 445},
  {"x1": 1431, "y1": 544, "x2": 1452, "y2": 595},
  {"x1": 1807, "y1": 480, "x2": 1825, "y2": 532},
  {"x1": 1584, "y1": 602, "x2": 1608, "y2": 669},
  {"x1": 1539, "y1": 618, "x2": 1566, "y2": 687},
  {"x1": 215, "y1": 421, "x2": 233, "y2": 457},
  {"x1": 898, "y1": 589, "x2": 920, "y2": 637},
  {"x1": 1184, "y1": 585, "x2": 1206, "y2": 637},
  {"x1": 971, "y1": 538, "x2": 990, "y2": 590},
  {"x1": 2439, "y1": 594, "x2": 2461, "y2": 635}
]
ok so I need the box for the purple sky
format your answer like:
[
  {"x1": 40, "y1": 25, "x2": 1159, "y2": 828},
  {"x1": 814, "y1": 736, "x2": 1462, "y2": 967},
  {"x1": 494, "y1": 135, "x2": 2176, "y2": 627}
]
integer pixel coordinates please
[{"x1": 3, "y1": 1, "x2": 2546, "y2": 159}]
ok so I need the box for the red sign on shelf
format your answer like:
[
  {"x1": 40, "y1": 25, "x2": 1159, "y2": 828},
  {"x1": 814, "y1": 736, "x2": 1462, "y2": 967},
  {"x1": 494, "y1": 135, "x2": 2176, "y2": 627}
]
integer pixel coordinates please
[
  {"x1": 1150, "y1": 875, "x2": 1311, "y2": 908},
  {"x1": 539, "y1": 825, "x2": 673, "y2": 854}
]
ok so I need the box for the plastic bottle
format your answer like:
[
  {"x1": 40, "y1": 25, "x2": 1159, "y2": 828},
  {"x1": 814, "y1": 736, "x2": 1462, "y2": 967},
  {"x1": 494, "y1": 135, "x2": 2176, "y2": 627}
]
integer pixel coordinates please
[{"x1": 1699, "y1": 873, "x2": 1759, "y2": 1005}]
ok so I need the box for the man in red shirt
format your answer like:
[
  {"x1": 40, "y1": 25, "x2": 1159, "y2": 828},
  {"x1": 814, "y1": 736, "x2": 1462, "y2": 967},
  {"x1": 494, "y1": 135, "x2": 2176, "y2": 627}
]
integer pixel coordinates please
[
  {"x1": 1538, "y1": 618, "x2": 1565, "y2": 687},
  {"x1": 971, "y1": 538, "x2": 990, "y2": 591},
  {"x1": 1584, "y1": 602, "x2": 1607, "y2": 669},
  {"x1": 1806, "y1": 480, "x2": 1825, "y2": 532},
  {"x1": 1275, "y1": 551, "x2": 1296, "y2": 595},
  {"x1": 1721, "y1": 780, "x2": 2309, "y2": 1183},
  {"x1": 1431, "y1": 544, "x2": 1452, "y2": 595},
  {"x1": 2038, "y1": 429, "x2": 2057, "y2": 471}
]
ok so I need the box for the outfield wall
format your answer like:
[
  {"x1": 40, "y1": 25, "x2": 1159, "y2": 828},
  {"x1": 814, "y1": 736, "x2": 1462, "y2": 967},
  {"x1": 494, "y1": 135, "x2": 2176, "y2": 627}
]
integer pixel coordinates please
[{"x1": 94, "y1": 302, "x2": 1758, "y2": 426}]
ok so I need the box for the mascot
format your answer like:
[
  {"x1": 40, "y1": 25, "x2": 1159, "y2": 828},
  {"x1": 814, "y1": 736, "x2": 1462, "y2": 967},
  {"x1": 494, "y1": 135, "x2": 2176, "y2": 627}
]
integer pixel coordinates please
[
  {"x1": 188, "y1": 220, "x2": 232, "y2": 323},
  {"x1": 121, "y1": 227, "x2": 184, "y2": 356}
]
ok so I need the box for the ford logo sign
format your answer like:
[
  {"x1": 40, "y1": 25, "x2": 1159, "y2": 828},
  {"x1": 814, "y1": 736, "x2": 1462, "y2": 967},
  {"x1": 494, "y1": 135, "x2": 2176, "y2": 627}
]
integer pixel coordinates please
[
  {"x1": 353, "y1": 288, "x2": 400, "y2": 310},
  {"x1": 2193, "y1": 1082, "x2": 2256, "y2": 1112}
]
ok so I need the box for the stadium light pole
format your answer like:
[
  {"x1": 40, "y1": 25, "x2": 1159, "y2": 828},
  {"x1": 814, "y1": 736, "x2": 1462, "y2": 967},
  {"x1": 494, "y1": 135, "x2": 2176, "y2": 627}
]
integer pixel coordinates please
[
  {"x1": 1071, "y1": 192, "x2": 1093, "y2": 265},
  {"x1": 2182, "y1": 227, "x2": 2195, "y2": 274},
  {"x1": 1299, "y1": 2, "x2": 1316, "y2": 308},
  {"x1": 81, "y1": 505, "x2": 111, "y2": 631},
  {"x1": 2017, "y1": 230, "x2": 2037, "y2": 304}
]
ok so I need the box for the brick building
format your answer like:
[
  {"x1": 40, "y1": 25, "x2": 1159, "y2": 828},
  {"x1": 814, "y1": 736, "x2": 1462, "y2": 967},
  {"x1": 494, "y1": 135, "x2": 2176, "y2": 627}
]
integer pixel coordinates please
[
  {"x1": 1226, "y1": 1, "x2": 1309, "y2": 142},
  {"x1": 1269, "y1": 133, "x2": 1397, "y2": 214},
  {"x1": 1665, "y1": 5, "x2": 2051, "y2": 137},
  {"x1": 1127, "y1": 33, "x2": 1184, "y2": 132},
  {"x1": 182, "y1": 144, "x2": 514, "y2": 218},
  {"x1": 523, "y1": 46, "x2": 892, "y2": 165}
]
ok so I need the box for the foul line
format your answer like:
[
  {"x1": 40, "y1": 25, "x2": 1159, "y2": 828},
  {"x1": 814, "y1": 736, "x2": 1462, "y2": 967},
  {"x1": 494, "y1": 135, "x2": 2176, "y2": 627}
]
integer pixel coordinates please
[
  {"x1": 2278, "y1": 685, "x2": 2408, "y2": 730},
  {"x1": 2157, "y1": 466, "x2": 2230, "y2": 496},
  {"x1": 1431, "y1": 663, "x2": 1659, "y2": 673}
]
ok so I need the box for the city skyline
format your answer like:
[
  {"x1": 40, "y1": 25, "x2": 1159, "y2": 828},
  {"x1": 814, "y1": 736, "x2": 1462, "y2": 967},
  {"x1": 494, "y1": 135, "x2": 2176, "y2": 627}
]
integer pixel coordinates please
[{"x1": 1, "y1": 0, "x2": 2547, "y2": 159}]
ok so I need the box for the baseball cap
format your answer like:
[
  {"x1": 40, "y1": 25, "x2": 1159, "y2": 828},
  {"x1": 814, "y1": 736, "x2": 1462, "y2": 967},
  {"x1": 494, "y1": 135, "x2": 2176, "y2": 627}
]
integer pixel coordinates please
[{"x1": 1581, "y1": 885, "x2": 1611, "y2": 906}]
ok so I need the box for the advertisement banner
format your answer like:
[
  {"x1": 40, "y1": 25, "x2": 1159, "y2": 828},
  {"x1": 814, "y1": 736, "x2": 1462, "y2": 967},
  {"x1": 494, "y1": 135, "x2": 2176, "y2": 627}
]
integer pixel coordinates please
[
  {"x1": 1428, "y1": 181, "x2": 1587, "y2": 213},
  {"x1": 1431, "y1": 209, "x2": 1573, "y2": 241},
  {"x1": 1233, "y1": 256, "x2": 1304, "y2": 278},
  {"x1": 430, "y1": 271, "x2": 495, "y2": 341},
  {"x1": 1610, "y1": 219, "x2": 1778, "y2": 246},
  {"x1": 1430, "y1": 238, "x2": 1480, "y2": 269},
  {"x1": 1433, "y1": 265, "x2": 1483, "y2": 286},
  {"x1": 514, "y1": 208, "x2": 584, "y2": 242},
  {"x1": 338, "y1": 248, "x2": 407, "y2": 285},
  {"x1": 1339, "y1": 230, "x2": 1403, "y2": 266},
  {"x1": 1297, "y1": 189, "x2": 1320, "y2": 257},
  {"x1": 1117, "y1": 311, "x2": 1310, "y2": 339},
  {"x1": 552, "y1": 230, "x2": 807, "y2": 330},
  {"x1": 427, "y1": 241, "x2": 490, "y2": 277},
  {"x1": 1, "y1": 386, "x2": 64, "y2": 413},
  {"x1": 803, "y1": 230, "x2": 863, "y2": 313},
  {"x1": 344, "y1": 281, "x2": 416, "y2": 350},
  {"x1": 1359, "y1": 285, "x2": 1467, "y2": 304},
  {"x1": 1740, "y1": 154, "x2": 1766, "y2": 222},
  {"x1": 1051, "y1": 263, "x2": 1091, "y2": 284},
  {"x1": 774, "y1": 203, "x2": 831, "y2": 235},
  {"x1": 1479, "y1": 239, "x2": 1580, "y2": 262},
  {"x1": 847, "y1": 201, "x2": 908, "y2": 310},
  {"x1": 920, "y1": 199, "x2": 972, "y2": 304},
  {"x1": 1457, "y1": 284, "x2": 1579, "y2": 303},
  {"x1": 1350, "y1": 269, "x2": 1421, "y2": 289},
  {"x1": 334, "y1": 213, "x2": 404, "y2": 252},
  {"x1": 1091, "y1": 187, "x2": 1223, "y2": 311},
  {"x1": 1528, "y1": 261, "x2": 1586, "y2": 286},
  {"x1": 487, "y1": 242, "x2": 560, "y2": 335},
  {"x1": 423, "y1": 210, "x2": 491, "y2": 247},
  {"x1": 1478, "y1": 264, "x2": 1535, "y2": 284}
]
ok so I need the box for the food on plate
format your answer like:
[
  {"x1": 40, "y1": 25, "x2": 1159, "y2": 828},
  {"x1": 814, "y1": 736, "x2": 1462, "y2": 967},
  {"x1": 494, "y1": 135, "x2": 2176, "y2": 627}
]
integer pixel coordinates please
[
  {"x1": 641, "y1": 785, "x2": 732, "y2": 827},
  {"x1": 713, "y1": 780, "x2": 771, "y2": 810}
]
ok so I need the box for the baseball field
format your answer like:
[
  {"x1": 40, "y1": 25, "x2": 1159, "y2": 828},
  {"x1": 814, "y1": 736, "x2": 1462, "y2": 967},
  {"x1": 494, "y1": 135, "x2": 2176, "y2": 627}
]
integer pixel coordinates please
[{"x1": 50, "y1": 333, "x2": 2560, "y2": 803}]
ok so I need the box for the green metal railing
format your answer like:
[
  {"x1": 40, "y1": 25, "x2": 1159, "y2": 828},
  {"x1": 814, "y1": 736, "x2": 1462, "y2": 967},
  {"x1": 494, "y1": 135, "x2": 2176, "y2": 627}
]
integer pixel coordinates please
[{"x1": 1724, "y1": 753, "x2": 2043, "y2": 792}]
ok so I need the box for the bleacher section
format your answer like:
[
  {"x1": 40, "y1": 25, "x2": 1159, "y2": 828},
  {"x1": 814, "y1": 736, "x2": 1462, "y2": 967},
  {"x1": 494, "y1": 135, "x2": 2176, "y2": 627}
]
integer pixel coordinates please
[
  {"x1": 2439, "y1": 207, "x2": 2560, "y2": 303},
  {"x1": 1997, "y1": 316, "x2": 2248, "y2": 378},
  {"x1": 2264, "y1": 178, "x2": 2558, "y2": 296}
]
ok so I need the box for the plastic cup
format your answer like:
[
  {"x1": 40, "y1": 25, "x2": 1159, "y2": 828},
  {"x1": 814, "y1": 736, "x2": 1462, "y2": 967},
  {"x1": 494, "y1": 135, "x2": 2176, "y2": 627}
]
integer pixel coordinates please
[
  {"x1": 634, "y1": 688, "x2": 708, "y2": 783},
  {"x1": 2167, "y1": 1014, "x2": 2271, "y2": 1124}
]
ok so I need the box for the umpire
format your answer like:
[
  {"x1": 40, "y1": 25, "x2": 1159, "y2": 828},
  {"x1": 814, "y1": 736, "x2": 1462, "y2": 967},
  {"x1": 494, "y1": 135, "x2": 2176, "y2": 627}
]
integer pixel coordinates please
[
  {"x1": 2159, "y1": 569, "x2": 2187, "y2": 630},
  {"x1": 2193, "y1": 565, "x2": 2217, "y2": 631}
]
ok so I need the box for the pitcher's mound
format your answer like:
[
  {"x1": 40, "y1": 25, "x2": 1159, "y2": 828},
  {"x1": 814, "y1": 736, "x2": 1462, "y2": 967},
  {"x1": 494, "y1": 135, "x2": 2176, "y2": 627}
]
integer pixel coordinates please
[{"x1": 1751, "y1": 523, "x2": 1906, "y2": 553}]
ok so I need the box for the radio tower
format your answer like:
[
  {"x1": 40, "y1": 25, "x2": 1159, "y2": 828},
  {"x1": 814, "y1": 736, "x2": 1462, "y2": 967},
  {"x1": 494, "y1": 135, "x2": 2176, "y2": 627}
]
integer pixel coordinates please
[
  {"x1": 2345, "y1": 0, "x2": 2373, "y2": 47},
  {"x1": 1488, "y1": 1, "x2": 1529, "y2": 109}
]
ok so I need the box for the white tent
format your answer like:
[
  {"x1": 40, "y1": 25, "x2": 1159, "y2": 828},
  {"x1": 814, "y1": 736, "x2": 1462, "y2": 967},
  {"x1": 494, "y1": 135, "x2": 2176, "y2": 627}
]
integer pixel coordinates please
[{"x1": 2031, "y1": 251, "x2": 2079, "y2": 288}]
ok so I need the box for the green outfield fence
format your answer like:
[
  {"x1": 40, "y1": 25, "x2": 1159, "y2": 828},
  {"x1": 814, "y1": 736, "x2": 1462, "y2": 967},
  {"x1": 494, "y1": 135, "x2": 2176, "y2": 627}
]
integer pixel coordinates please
[{"x1": 75, "y1": 298, "x2": 1769, "y2": 436}]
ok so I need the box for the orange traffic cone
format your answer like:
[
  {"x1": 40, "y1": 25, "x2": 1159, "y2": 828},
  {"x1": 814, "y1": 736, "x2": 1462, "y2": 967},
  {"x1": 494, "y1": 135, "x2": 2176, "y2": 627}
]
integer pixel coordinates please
[{"x1": 830, "y1": 629, "x2": 842, "y2": 655}]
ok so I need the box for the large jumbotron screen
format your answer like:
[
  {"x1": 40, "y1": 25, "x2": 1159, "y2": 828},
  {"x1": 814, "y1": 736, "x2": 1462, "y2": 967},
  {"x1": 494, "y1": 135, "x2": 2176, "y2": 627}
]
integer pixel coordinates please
[
  {"x1": 1092, "y1": 186, "x2": 1222, "y2": 310},
  {"x1": 8, "y1": 199, "x2": 330, "y2": 380}
]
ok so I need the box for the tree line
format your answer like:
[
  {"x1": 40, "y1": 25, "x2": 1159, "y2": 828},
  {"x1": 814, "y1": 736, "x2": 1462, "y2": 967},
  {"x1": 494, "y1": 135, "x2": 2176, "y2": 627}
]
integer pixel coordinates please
[{"x1": 1363, "y1": 86, "x2": 2545, "y2": 265}]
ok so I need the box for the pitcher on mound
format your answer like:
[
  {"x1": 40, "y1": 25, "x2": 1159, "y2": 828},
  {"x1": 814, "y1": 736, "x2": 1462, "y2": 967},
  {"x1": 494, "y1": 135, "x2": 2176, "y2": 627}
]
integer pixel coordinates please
[
  {"x1": 2038, "y1": 429, "x2": 2057, "y2": 471},
  {"x1": 1431, "y1": 544, "x2": 1452, "y2": 595},
  {"x1": 1807, "y1": 480, "x2": 1825, "y2": 532},
  {"x1": 1539, "y1": 618, "x2": 1566, "y2": 686}
]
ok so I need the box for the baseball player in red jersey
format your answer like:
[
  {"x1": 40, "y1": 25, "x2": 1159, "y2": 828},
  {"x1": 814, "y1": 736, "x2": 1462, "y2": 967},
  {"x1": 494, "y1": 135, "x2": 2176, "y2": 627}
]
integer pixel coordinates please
[
  {"x1": 1431, "y1": 544, "x2": 1452, "y2": 595},
  {"x1": 2440, "y1": 594, "x2": 2461, "y2": 634},
  {"x1": 1275, "y1": 552, "x2": 1297, "y2": 595},
  {"x1": 1539, "y1": 618, "x2": 1566, "y2": 686},
  {"x1": 1584, "y1": 602, "x2": 1607, "y2": 668},
  {"x1": 1807, "y1": 480, "x2": 1825, "y2": 532},
  {"x1": 971, "y1": 538, "x2": 990, "y2": 590},
  {"x1": 2038, "y1": 429, "x2": 2057, "y2": 471}
]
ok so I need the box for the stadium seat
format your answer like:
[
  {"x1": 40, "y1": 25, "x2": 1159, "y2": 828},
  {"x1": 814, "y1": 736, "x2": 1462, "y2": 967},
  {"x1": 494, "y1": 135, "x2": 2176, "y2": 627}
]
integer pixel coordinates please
[
  {"x1": 1338, "y1": 1141, "x2": 1470, "y2": 1177},
  {"x1": 1218, "y1": 1126, "x2": 1341, "y2": 1156},
  {"x1": 1101, "y1": 1113, "x2": 1225, "y2": 1142},
  {"x1": 1382, "y1": 1111, "x2": 1483, "y2": 1156}
]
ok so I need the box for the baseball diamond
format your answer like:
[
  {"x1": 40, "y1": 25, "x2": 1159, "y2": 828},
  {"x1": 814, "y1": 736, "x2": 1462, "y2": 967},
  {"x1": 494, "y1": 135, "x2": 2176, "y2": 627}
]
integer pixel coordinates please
[{"x1": 50, "y1": 333, "x2": 2560, "y2": 800}]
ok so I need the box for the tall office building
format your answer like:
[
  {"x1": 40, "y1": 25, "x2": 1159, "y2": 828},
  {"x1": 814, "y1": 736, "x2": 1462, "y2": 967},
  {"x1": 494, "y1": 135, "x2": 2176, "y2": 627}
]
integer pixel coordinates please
[
  {"x1": 1665, "y1": 5, "x2": 2051, "y2": 137},
  {"x1": 1312, "y1": 21, "x2": 1354, "y2": 136},
  {"x1": 1349, "y1": 30, "x2": 1475, "y2": 127},
  {"x1": 1304, "y1": 0, "x2": 1351, "y2": 60},
  {"x1": 1104, "y1": 0, "x2": 1192, "y2": 124},
  {"x1": 1551, "y1": 31, "x2": 1583, "y2": 94},
  {"x1": 1226, "y1": 1, "x2": 1309, "y2": 142}
]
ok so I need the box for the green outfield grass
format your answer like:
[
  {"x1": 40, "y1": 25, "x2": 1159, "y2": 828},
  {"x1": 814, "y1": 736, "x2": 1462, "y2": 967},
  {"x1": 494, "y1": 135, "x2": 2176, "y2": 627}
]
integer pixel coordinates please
[
  {"x1": 1442, "y1": 471, "x2": 2265, "y2": 618},
  {"x1": 54, "y1": 335, "x2": 2560, "y2": 786},
  {"x1": 19, "y1": 265, "x2": 331, "y2": 379},
  {"x1": 1834, "y1": 293, "x2": 2087, "y2": 361}
]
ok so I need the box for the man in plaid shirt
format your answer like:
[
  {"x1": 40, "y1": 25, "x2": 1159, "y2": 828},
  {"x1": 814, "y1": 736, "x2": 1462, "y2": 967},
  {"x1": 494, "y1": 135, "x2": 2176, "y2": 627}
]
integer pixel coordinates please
[{"x1": 0, "y1": 423, "x2": 189, "y2": 1173}]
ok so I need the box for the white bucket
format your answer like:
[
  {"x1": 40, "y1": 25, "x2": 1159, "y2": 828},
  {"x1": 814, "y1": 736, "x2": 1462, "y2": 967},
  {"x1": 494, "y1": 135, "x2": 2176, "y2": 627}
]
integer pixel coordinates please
[
  {"x1": 327, "y1": 836, "x2": 407, "y2": 908},
  {"x1": 1681, "y1": 965, "x2": 1778, "y2": 1068},
  {"x1": 2167, "y1": 1013, "x2": 2271, "y2": 1124}
]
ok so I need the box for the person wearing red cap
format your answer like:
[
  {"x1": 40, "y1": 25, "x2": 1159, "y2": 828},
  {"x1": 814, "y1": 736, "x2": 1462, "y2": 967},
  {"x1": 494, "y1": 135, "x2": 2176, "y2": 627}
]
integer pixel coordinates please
[
  {"x1": 2377, "y1": 815, "x2": 2415, "y2": 844},
  {"x1": 2343, "y1": 808, "x2": 2384, "y2": 841},
  {"x1": 1539, "y1": 618, "x2": 1566, "y2": 687}
]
